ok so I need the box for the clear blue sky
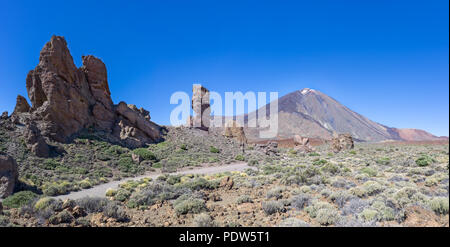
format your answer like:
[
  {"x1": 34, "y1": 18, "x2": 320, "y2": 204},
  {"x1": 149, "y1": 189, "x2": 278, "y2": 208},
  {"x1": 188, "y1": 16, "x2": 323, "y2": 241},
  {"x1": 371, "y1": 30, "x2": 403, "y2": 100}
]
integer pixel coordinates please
[{"x1": 0, "y1": 0, "x2": 448, "y2": 136}]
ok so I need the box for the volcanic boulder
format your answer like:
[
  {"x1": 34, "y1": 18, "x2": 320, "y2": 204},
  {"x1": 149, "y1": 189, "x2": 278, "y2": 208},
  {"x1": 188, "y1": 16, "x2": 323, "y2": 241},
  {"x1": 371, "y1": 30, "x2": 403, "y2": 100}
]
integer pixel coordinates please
[
  {"x1": 293, "y1": 134, "x2": 313, "y2": 152},
  {"x1": 331, "y1": 133, "x2": 354, "y2": 153},
  {"x1": 0, "y1": 155, "x2": 18, "y2": 198}
]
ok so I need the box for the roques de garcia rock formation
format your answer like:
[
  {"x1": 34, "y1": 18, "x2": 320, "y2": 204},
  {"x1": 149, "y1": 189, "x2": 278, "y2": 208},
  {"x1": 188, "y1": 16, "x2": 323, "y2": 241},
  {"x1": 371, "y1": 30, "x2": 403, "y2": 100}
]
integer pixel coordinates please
[
  {"x1": 8, "y1": 36, "x2": 161, "y2": 155},
  {"x1": 187, "y1": 85, "x2": 211, "y2": 130}
]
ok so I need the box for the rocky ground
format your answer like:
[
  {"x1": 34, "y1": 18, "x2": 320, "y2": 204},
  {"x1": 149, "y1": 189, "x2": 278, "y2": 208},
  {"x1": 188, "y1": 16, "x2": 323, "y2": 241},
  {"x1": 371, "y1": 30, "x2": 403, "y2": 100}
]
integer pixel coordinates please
[{"x1": 1, "y1": 133, "x2": 448, "y2": 227}]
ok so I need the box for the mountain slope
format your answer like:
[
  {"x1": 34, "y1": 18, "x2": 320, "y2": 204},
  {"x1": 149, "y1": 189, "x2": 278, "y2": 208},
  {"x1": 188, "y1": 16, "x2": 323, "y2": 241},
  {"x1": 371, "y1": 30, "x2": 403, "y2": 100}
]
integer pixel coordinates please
[
  {"x1": 243, "y1": 88, "x2": 444, "y2": 142},
  {"x1": 392, "y1": 128, "x2": 448, "y2": 141}
]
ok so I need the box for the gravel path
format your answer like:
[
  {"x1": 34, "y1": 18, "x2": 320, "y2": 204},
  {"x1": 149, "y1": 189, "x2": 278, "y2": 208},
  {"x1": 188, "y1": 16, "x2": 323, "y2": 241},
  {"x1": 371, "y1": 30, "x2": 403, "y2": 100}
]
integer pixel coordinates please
[{"x1": 54, "y1": 162, "x2": 253, "y2": 201}]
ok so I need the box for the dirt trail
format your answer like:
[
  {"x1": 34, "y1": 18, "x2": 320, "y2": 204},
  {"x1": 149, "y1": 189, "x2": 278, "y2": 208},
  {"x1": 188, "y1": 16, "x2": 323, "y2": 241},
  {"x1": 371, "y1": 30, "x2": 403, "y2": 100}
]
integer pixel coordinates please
[{"x1": 55, "y1": 163, "x2": 253, "y2": 201}]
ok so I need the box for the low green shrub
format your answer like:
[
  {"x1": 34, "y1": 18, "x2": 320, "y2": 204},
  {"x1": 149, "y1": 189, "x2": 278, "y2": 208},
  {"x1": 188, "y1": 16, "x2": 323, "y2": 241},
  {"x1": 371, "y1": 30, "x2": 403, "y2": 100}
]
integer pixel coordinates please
[
  {"x1": 376, "y1": 157, "x2": 390, "y2": 165},
  {"x1": 2, "y1": 191, "x2": 39, "y2": 209},
  {"x1": 313, "y1": 159, "x2": 328, "y2": 166},
  {"x1": 209, "y1": 146, "x2": 220, "y2": 153},
  {"x1": 42, "y1": 159, "x2": 60, "y2": 170},
  {"x1": 173, "y1": 196, "x2": 206, "y2": 215},
  {"x1": 34, "y1": 197, "x2": 56, "y2": 211},
  {"x1": 193, "y1": 213, "x2": 216, "y2": 227},
  {"x1": 262, "y1": 201, "x2": 284, "y2": 215},
  {"x1": 235, "y1": 155, "x2": 245, "y2": 161},
  {"x1": 133, "y1": 148, "x2": 157, "y2": 161},
  {"x1": 316, "y1": 208, "x2": 340, "y2": 225},
  {"x1": 237, "y1": 195, "x2": 253, "y2": 204},
  {"x1": 428, "y1": 197, "x2": 449, "y2": 215},
  {"x1": 360, "y1": 167, "x2": 377, "y2": 177},
  {"x1": 118, "y1": 157, "x2": 139, "y2": 174},
  {"x1": 415, "y1": 155, "x2": 434, "y2": 167}
]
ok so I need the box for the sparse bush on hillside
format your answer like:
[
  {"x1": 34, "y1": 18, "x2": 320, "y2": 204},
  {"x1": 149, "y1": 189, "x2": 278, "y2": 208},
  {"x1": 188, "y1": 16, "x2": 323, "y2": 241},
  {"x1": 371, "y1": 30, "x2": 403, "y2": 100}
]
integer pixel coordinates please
[
  {"x1": 126, "y1": 181, "x2": 189, "y2": 208},
  {"x1": 193, "y1": 213, "x2": 216, "y2": 227},
  {"x1": 262, "y1": 201, "x2": 284, "y2": 215},
  {"x1": 34, "y1": 197, "x2": 57, "y2": 211},
  {"x1": 428, "y1": 197, "x2": 449, "y2": 215},
  {"x1": 360, "y1": 167, "x2": 377, "y2": 177},
  {"x1": 321, "y1": 163, "x2": 339, "y2": 174},
  {"x1": 362, "y1": 181, "x2": 384, "y2": 196},
  {"x1": 279, "y1": 218, "x2": 310, "y2": 227},
  {"x1": 291, "y1": 193, "x2": 311, "y2": 210},
  {"x1": 237, "y1": 195, "x2": 253, "y2": 204},
  {"x1": 133, "y1": 148, "x2": 157, "y2": 161},
  {"x1": 209, "y1": 146, "x2": 220, "y2": 153},
  {"x1": 330, "y1": 190, "x2": 352, "y2": 208},
  {"x1": 266, "y1": 187, "x2": 283, "y2": 199},
  {"x1": 235, "y1": 154, "x2": 245, "y2": 161},
  {"x1": 173, "y1": 195, "x2": 207, "y2": 215},
  {"x1": 359, "y1": 208, "x2": 379, "y2": 222},
  {"x1": 178, "y1": 177, "x2": 218, "y2": 191},
  {"x1": 118, "y1": 157, "x2": 140, "y2": 174},
  {"x1": 316, "y1": 207, "x2": 340, "y2": 225},
  {"x1": 2, "y1": 191, "x2": 39, "y2": 209},
  {"x1": 376, "y1": 157, "x2": 390, "y2": 165},
  {"x1": 180, "y1": 144, "x2": 188, "y2": 150},
  {"x1": 305, "y1": 201, "x2": 335, "y2": 218},
  {"x1": 416, "y1": 155, "x2": 434, "y2": 167},
  {"x1": 313, "y1": 159, "x2": 327, "y2": 166},
  {"x1": 42, "y1": 159, "x2": 60, "y2": 170}
]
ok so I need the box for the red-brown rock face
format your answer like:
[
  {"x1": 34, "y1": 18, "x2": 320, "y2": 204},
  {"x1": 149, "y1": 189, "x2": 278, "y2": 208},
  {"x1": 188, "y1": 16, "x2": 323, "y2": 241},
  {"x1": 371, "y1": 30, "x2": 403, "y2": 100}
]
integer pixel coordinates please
[
  {"x1": 0, "y1": 155, "x2": 18, "y2": 198},
  {"x1": 17, "y1": 35, "x2": 161, "y2": 147}
]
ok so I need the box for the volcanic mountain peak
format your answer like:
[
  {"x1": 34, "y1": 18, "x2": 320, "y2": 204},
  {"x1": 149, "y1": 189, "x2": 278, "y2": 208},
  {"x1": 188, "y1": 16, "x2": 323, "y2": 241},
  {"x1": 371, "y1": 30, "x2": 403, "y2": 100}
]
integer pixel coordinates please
[
  {"x1": 300, "y1": 88, "x2": 316, "y2": 95},
  {"x1": 244, "y1": 88, "x2": 444, "y2": 143}
]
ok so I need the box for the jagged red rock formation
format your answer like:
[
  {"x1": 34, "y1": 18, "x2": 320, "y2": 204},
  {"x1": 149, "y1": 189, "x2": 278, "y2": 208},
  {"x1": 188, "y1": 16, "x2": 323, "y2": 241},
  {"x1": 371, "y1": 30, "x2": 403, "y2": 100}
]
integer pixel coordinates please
[
  {"x1": 12, "y1": 95, "x2": 30, "y2": 115},
  {"x1": 13, "y1": 35, "x2": 161, "y2": 148}
]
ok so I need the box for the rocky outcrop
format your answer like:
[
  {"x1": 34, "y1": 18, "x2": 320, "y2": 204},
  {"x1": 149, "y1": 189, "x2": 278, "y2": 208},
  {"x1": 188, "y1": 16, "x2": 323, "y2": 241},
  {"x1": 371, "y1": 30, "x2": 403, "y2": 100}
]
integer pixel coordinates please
[
  {"x1": 223, "y1": 120, "x2": 247, "y2": 144},
  {"x1": 114, "y1": 102, "x2": 162, "y2": 148},
  {"x1": 12, "y1": 36, "x2": 161, "y2": 148},
  {"x1": 293, "y1": 135, "x2": 313, "y2": 152},
  {"x1": 24, "y1": 122, "x2": 50, "y2": 158},
  {"x1": 190, "y1": 84, "x2": 210, "y2": 130},
  {"x1": 256, "y1": 142, "x2": 279, "y2": 156},
  {"x1": 12, "y1": 95, "x2": 30, "y2": 115},
  {"x1": 0, "y1": 155, "x2": 18, "y2": 198},
  {"x1": 331, "y1": 133, "x2": 354, "y2": 153},
  {"x1": 127, "y1": 104, "x2": 151, "y2": 121},
  {"x1": 0, "y1": 112, "x2": 8, "y2": 120}
]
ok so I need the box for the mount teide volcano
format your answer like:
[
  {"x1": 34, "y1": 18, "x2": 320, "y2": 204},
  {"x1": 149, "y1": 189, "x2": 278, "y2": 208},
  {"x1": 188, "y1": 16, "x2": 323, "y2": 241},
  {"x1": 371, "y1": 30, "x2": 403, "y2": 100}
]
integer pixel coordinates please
[{"x1": 243, "y1": 88, "x2": 446, "y2": 142}]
